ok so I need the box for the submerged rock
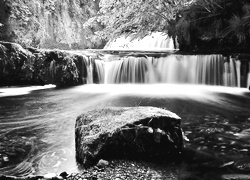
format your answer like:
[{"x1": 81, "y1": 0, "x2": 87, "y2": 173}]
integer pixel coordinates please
[{"x1": 75, "y1": 106, "x2": 183, "y2": 167}]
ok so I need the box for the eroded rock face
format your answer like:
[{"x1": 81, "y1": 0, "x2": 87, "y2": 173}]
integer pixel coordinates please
[
  {"x1": 0, "y1": 41, "x2": 102, "y2": 87},
  {"x1": 0, "y1": 0, "x2": 104, "y2": 49},
  {"x1": 0, "y1": 41, "x2": 35, "y2": 86},
  {"x1": 75, "y1": 107, "x2": 183, "y2": 167}
]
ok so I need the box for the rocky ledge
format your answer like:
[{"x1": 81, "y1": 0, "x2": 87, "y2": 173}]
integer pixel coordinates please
[
  {"x1": 0, "y1": 41, "x2": 101, "y2": 87},
  {"x1": 75, "y1": 106, "x2": 183, "y2": 168}
]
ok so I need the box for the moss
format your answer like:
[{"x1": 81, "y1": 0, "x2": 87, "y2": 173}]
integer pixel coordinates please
[{"x1": 0, "y1": 41, "x2": 93, "y2": 87}]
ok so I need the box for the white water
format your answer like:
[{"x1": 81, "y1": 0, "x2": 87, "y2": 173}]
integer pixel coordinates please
[
  {"x1": 223, "y1": 57, "x2": 239, "y2": 87},
  {"x1": 247, "y1": 61, "x2": 250, "y2": 88},
  {"x1": 0, "y1": 85, "x2": 56, "y2": 97},
  {"x1": 70, "y1": 35, "x2": 249, "y2": 87},
  {"x1": 104, "y1": 32, "x2": 177, "y2": 50},
  {"x1": 96, "y1": 54, "x2": 241, "y2": 87}
]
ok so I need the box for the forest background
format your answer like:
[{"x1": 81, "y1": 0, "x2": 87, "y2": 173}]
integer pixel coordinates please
[{"x1": 0, "y1": 0, "x2": 250, "y2": 52}]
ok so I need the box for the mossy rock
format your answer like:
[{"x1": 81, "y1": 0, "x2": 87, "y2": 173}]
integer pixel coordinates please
[{"x1": 75, "y1": 106, "x2": 183, "y2": 167}]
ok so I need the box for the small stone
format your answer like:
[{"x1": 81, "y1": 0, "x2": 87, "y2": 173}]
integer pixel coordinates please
[
  {"x1": 15, "y1": 148, "x2": 26, "y2": 153},
  {"x1": 44, "y1": 173, "x2": 57, "y2": 180},
  {"x1": 222, "y1": 174, "x2": 250, "y2": 180},
  {"x1": 239, "y1": 149, "x2": 248, "y2": 152},
  {"x1": 5, "y1": 152, "x2": 17, "y2": 156},
  {"x1": 220, "y1": 161, "x2": 234, "y2": 168},
  {"x1": 218, "y1": 137, "x2": 224, "y2": 141},
  {"x1": 96, "y1": 159, "x2": 109, "y2": 168},
  {"x1": 182, "y1": 131, "x2": 189, "y2": 142},
  {"x1": 3, "y1": 156, "x2": 9, "y2": 162},
  {"x1": 147, "y1": 127, "x2": 153, "y2": 133},
  {"x1": 60, "y1": 171, "x2": 68, "y2": 179}
]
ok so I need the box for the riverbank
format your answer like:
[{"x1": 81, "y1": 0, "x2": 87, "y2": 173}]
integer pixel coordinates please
[{"x1": 1, "y1": 157, "x2": 250, "y2": 180}]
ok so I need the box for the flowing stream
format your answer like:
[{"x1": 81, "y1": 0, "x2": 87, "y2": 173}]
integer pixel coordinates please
[
  {"x1": 1, "y1": 35, "x2": 250, "y2": 178},
  {"x1": 0, "y1": 84, "x2": 250, "y2": 178}
]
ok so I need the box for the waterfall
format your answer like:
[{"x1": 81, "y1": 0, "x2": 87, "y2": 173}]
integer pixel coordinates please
[
  {"x1": 102, "y1": 55, "x2": 239, "y2": 86},
  {"x1": 104, "y1": 57, "x2": 156, "y2": 84},
  {"x1": 247, "y1": 61, "x2": 250, "y2": 88},
  {"x1": 76, "y1": 55, "x2": 105, "y2": 84},
  {"x1": 104, "y1": 32, "x2": 177, "y2": 50},
  {"x1": 77, "y1": 54, "x2": 246, "y2": 87},
  {"x1": 149, "y1": 55, "x2": 223, "y2": 85},
  {"x1": 223, "y1": 57, "x2": 239, "y2": 87},
  {"x1": 77, "y1": 55, "x2": 92, "y2": 84},
  {"x1": 92, "y1": 59, "x2": 105, "y2": 84}
]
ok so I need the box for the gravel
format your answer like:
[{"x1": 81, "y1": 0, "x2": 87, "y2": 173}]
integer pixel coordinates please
[{"x1": 67, "y1": 159, "x2": 178, "y2": 180}]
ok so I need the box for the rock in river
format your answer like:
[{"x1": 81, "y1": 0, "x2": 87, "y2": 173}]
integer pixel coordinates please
[{"x1": 75, "y1": 106, "x2": 183, "y2": 167}]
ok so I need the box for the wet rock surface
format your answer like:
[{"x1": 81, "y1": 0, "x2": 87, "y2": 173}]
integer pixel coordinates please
[
  {"x1": 75, "y1": 106, "x2": 183, "y2": 167},
  {"x1": 0, "y1": 41, "x2": 99, "y2": 87}
]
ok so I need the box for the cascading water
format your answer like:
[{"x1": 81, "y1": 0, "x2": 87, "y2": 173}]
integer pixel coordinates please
[
  {"x1": 92, "y1": 59, "x2": 105, "y2": 84},
  {"x1": 79, "y1": 32, "x2": 249, "y2": 87},
  {"x1": 223, "y1": 57, "x2": 240, "y2": 87},
  {"x1": 104, "y1": 32, "x2": 177, "y2": 50},
  {"x1": 150, "y1": 55, "x2": 224, "y2": 85},
  {"x1": 104, "y1": 57, "x2": 156, "y2": 84},
  {"x1": 248, "y1": 61, "x2": 250, "y2": 88},
  {"x1": 100, "y1": 54, "x2": 241, "y2": 86},
  {"x1": 80, "y1": 54, "x2": 245, "y2": 87}
]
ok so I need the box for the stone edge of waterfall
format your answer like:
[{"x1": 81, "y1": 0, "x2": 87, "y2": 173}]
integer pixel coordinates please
[{"x1": 0, "y1": 41, "x2": 94, "y2": 87}]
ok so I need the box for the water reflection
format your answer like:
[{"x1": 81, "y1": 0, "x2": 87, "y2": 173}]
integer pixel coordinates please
[{"x1": 0, "y1": 84, "x2": 250, "y2": 177}]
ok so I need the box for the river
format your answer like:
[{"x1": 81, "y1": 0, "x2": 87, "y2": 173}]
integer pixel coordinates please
[{"x1": 0, "y1": 84, "x2": 250, "y2": 178}]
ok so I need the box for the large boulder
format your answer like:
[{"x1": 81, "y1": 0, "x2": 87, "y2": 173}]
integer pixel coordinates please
[
  {"x1": 0, "y1": 41, "x2": 36, "y2": 86},
  {"x1": 0, "y1": 41, "x2": 100, "y2": 87},
  {"x1": 75, "y1": 107, "x2": 183, "y2": 167}
]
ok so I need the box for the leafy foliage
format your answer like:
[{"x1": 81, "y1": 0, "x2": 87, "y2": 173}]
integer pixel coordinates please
[
  {"x1": 84, "y1": 0, "x2": 193, "y2": 42},
  {"x1": 1, "y1": 0, "x2": 250, "y2": 52},
  {"x1": 84, "y1": 0, "x2": 250, "y2": 52},
  {"x1": 0, "y1": 0, "x2": 103, "y2": 49},
  {"x1": 170, "y1": 0, "x2": 250, "y2": 52}
]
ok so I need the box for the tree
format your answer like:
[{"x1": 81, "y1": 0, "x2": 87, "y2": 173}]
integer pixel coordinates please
[
  {"x1": 169, "y1": 0, "x2": 250, "y2": 52},
  {"x1": 84, "y1": 0, "x2": 193, "y2": 43},
  {"x1": 0, "y1": 0, "x2": 104, "y2": 49}
]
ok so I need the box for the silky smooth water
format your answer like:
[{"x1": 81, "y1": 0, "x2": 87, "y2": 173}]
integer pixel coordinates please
[
  {"x1": 104, "y1": 32, "x2": 176, "y2": 50},
  {"x1": 77, "y1": 54, "x2": 245, "y2": 87},
  {"x1": 0, "y1": 84, "x2": 250, "y2": 178}
]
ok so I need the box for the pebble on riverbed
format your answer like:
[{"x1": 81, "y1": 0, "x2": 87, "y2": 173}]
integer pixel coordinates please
[
  {"x1": 66, "y1": 159, "x2": 178, "y2": 180},
  {"x1": 96, "y1": 159, "x2": 109, "y2": 168},
  {"x1": 0, "y1": 159, "x2": 179, "y2": 180}
]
